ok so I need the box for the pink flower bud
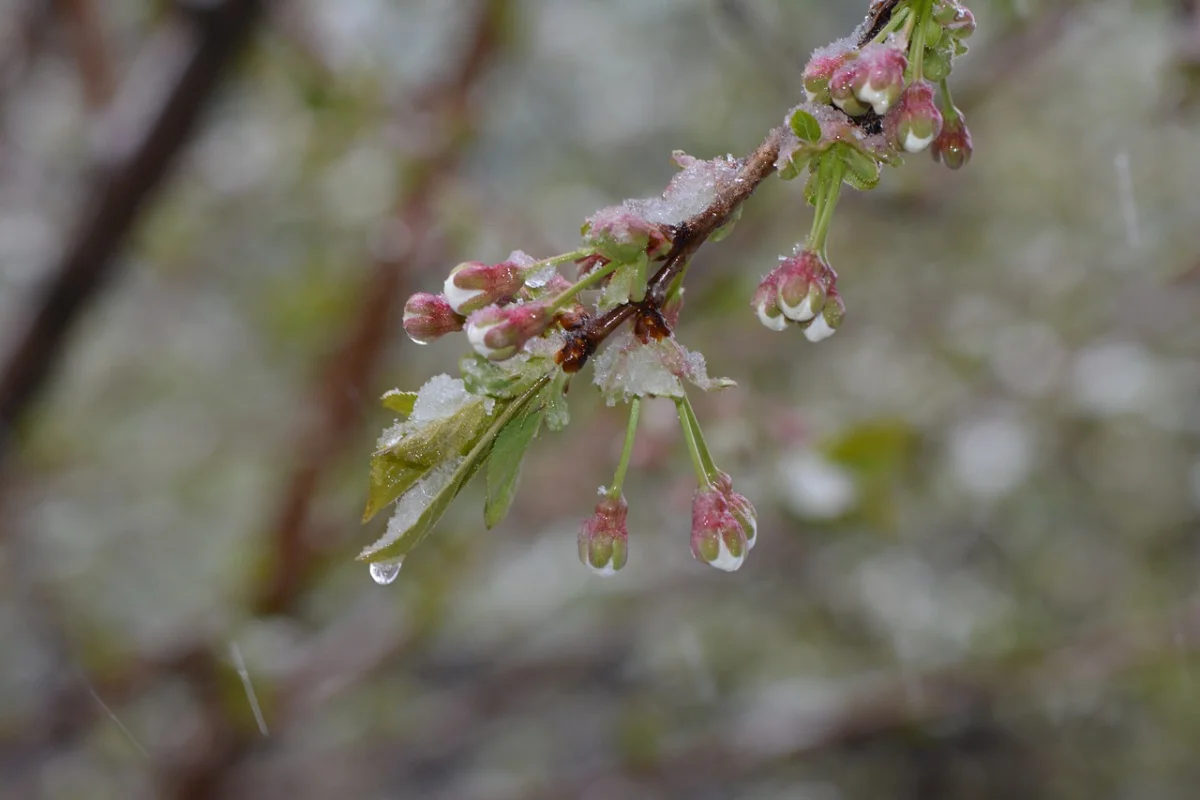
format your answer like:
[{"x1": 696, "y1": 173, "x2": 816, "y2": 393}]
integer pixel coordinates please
[
  {"x1": 803, "y1": 49, "x2": 855, "y2": 105},
  {"x1": 690, "y1": 486, "x2": 748, "y2": 572},
  {"x1": 802, "y1": 285, "x2": 845, "y2": 343},
  {"x1": 751, "y1": 272, "x2": 788, "y2": 332},
  {"x1": 888, "y1": 82, "x2": 943, "y2": 154},
  {"x1": 712, "y1": 472, "x2": 758, "y2": 551},
  {"x1": 465, "y1": 302, "x2": 553, "y2": 361},
  {"x1": 583, "y1": 208, "x2": 671, "y2": 263},
  {"x1": 931, "y1": 111, "x2": 973, "y2": 170},
  {"x1": 831, "y1": 44, "x2": 907, "y2": 116},
  {"x1": 577, "y1": 493, "x2": 629, "y2": 576},
  {"x1": 443, "y1": 260, "x2": 526, "y2": 315},
  {"x1": 402, "y1": 292, "x2": 465, "y2": 344},
  {"x1": 774, "y1": 250, "x2": 834, "y2": 323}
]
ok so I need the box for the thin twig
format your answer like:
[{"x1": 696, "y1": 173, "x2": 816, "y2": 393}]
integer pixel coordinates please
[{"x1": 53, "y1": 0, "x2": 116, "y2": 110}]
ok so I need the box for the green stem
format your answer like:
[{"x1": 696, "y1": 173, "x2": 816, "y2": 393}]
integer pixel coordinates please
[
  {"x1": 524, "y1": 248, "x2": 590, "y2": 274},
  {"x1": 608, "y1": 397, "x2": 641, "y2": 497},
  {"x1": 871, "y1": 5, "x2": 911, "y2": 45},
  {"x1": 548, "y1": 260, "x2": 621, "y2": 311},
  {"x1": 908, "y1": 0, "x2": 932, "y2": 83},
  {"x1": 675, "y1": 397, "x2": 710, "y2": 486},
  {"x1": 679, "y1": 394, "x2": 720, "y2": 481},
  {"x1": 938, "y1": 77, "x2": 961, "y2": 121},
  {"x1": 805, "y1": 155, "x2": 845, "y2": 259}
]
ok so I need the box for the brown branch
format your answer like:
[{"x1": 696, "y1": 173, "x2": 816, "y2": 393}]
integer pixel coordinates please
[{"x1": 0, "y1": 0, "x2": 265, "y2": 474}]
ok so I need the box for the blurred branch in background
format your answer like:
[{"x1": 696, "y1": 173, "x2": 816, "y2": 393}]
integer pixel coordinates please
[
  {"x1": 0, "y1": 0, "x2": 264, "y2": 477},
  {"x1": 53, "y1": 0, "x2": 116, "y2": 111}
]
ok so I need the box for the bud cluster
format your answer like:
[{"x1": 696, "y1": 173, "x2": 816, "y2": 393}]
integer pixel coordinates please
[
  {"x1": 752, "y1": 250, "x2": 846, "y2": 342},
  {"x1": 691, "y1": 473, "x2": 758, "y2": 572}
]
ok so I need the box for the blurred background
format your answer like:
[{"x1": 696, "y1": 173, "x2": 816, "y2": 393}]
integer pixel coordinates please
[{"x1": 2, "y1": 0, "x2": 1200, "y2": 797}]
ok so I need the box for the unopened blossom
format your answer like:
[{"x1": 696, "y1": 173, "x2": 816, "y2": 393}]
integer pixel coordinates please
[
  {"x1": 803, "y1": 285, "x2": 846, "y2": 343},
  {"x1": 942, "y1": 5, "x2": 976, "y2": 38},
  {"x1": 774, "y1": 250, "x2": 834, "y2": 323},
  {"x1": 931, "y1": 111, "x2": 973, "y2": 169},
  {"x1": 691, "y1": 486, "x2": 748, "y2": 572},
  {"x1": 465, "y1": 301, "x2": 553, "y2": 361},
  {"x1": 888, "y1": 82, "x2": 943, "y2": 154},
  {"x1": 443, "y1": 259, "x2": 527, "y2": 315},
  {"x1": 713, "y1": 472, "x2": 758, "y2": 551},
  {"x1": 803, "y1": 49, "x2": 855, "y2": 106},
  {"x1": 402, "y1": 292, "x2": 465, "y2": 344},
  {"x1": 830, "y1": 43, "x2": 907, "y2": 116},
  {"x1": 577, "y1": 493, "x2": 629, "y2": 576},
  {"x1": 751, "y1": 271, "x2": 788, "y2": 332},
  {"x1": 583, "y1": 207, "x2": 671, "y2": 263}
]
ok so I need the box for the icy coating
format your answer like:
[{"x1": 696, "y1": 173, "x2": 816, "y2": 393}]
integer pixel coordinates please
[
  {"x1": 592, "y1": 331, "x2": 732, "y2": 405},
  {"x1": 377, "y1": 374, "x2": 475, "y2": 450},
  {"x1": 360, "y1": 456, "x2": 465, "y2": 559},
  {"x1": 623, "y1": 151, "x2": 741, "y2": 226}
]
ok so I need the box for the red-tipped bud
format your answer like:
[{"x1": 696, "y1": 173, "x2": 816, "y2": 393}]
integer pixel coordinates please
[
  {"x1": 402, "y1": 292, "x2": 464, "y2": 344},
  {"x1": 931, "y1": 111, "x2": 973, "y2": 170},
  {"x1": 443, "y1": 260, "x2": 526, "y2": 315},
  {"x1": 465, "y1": 302, "x2": 553, "y2": 361},
  {"x1": 751, "y1": 272, "x2": 788, "y2": 332},
  {"x1": 802, "y1": 285, "x2": 845, "y2": 343},
  {"x1": 690, "y1": 486, "x2": 748, "y2": 572},
  {"x1": 712, "y1": 472, "x2": 758, "y2": 551},
  {"x1": 583, "y1": 208, "x2": 671, "y2": 263},
  {"x1": 888, "y1": 82, "x2": 943, "y2": 154},
  {"x1": 803, "y1": 49, "x2": 855, "y2": 106},
  {"x1": 774, "y1": 250, "x2": 834, "y2": 323},
  {"x1": 831, "y1": 43, "x2": 907, "y2": 116},
  {"x1": 577, "y1": 493, "x2": 629, "y2": 576}
]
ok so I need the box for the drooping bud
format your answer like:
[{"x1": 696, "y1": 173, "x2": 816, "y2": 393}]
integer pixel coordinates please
[
  {"x1": 888, "y1": 82, "x2": 943, "y2": 154},
  {"x1": 831, "y1": 43, "x2": 907, "y2": 116},
  {"x1": 803, "y1": 49, "x2": 855, "y2": 106},
  {"x1": 690, "y1": 486, "x2": 748, "y2": 572},
  {"x1": 402, "y1": 292, "x2": 465, "y2": 344},
  {"x1": 774, "y1": 250, "x2": 834, "y2": 322},
  {"x1": 577, "y1": 493, "x2": 629, "y2": 576},
  {"x1": 931, "y1": 110, "x2": 973, "y2": 170},
  {"x1": 751, "y1": 272, "x2": 788, "y2": 332},
  {"x1": 443, "y1": 260, "x2": 527, "y2": 315},
  {"x1": 465, "y1": 302, "x2": 553, "y2": 361},
  {"x1": 712, "y1": 472, "x2": 758, "y2": 551},
  {"x1": 802, "y1": 285, "x2": 846, "y2": 343}
]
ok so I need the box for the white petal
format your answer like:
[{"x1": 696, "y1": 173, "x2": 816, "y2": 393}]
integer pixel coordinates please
[
  {"x1": 443, "y1": 278, "x2": 484, "y2": 314},
  {"x1": 466, "y1": 321, "x2": 500, "y2": 358},
  {"x1": 857, "y1": 84, "x2": 893, "y2": 115},
  {"x1": 903, "y1": 130, "x2": 935, "y2": 153},
  {"x1": 779, "y1": 292, "x2": 817, "y2": 322},
  {"x1": 755, "y1": 303, "x2": 789, "y2": 332},
  {"x1": 803, "y1": 315, "x2": 838, "y2": 343},
  {"x1": 708, "y1": 536, "x2": 746, "y2": 572}
]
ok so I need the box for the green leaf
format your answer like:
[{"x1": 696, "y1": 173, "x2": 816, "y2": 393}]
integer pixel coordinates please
[
  {"x1": 710, "y1": 205, "x2": 742, "y2": 243},
  {"x1": 835, "y1": 143, "x2": 881, "y2": 191},
  {"x1": 360, "y1": 376, "x2": 551, "y2": 563},
  {"x1": 380, "y1": 390, "x2": 417, "y2": 416},
  {"x1": 788, "y1": 108, "x2": 822, "y2": 143},
  {"x1": 362, "y1": 396, "x2": 500, "y2": 521},
  {"x1": 803, "y1": 166, "x2": 822, "y2": 206},
  {"x1": 599, "y1": 262, "x2": 639, "y2": 311},
  {"x1": 484, "y1": 404, "x2": 545, "y2": 528},
  {"x1": 460, "y1": 353, "x2": 552, "y2": 399},
  {"x1": 545, "y1": 369, "x2": 571, "y2": 431}
]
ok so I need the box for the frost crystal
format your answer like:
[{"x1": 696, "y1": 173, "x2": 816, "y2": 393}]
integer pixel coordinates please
[
  {"x1": 360, "y1": 456, "x2": 464, "y2": 559},
  {"x1": 411, "y1": 374, "x2": 472, "y2": 423},
  {"x1": 592, "y1": 331, "x2": 733, "y2": 406},
  {"x1": 624, "y1": 152, "x2": 741, "y2": 227}
]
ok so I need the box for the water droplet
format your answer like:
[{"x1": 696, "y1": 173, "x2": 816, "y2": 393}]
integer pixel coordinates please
[{"x1": 369, "y1": 558, "x2": 403, "y2": 585}]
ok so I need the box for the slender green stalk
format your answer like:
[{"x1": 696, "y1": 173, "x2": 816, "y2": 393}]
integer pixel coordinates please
[
  {"x1": 908, "y1": 0, "x2": 932, "y2": 83},
  {"x1": 524, "y1": 248, "x2": 591, "y2": 273},
  {"x1": 938, "y1": 77, "x2": 961, "y2": 121},
  {"x1": 608, "y1": 397, "x2": 641, "y2": 497},
  {"x1": 872, "y1": 5, "x2": 911, "y2": 45},
  {"x1": 548, "y1": 260, "x2": 621, "y2": 311},
  {"x1": 679, "y1": 394, "x2": 720, "y2": 482},
  {"x1": 806, "y1": 156, "x2": 846, "y2": 259},
  {"x1": 675, "y1": 397, "x2": 710, "y2": 486}
]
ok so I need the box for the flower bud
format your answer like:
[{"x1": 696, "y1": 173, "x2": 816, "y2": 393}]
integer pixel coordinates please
[
  {"x1": 944, "y1": 6, "x2": 976, "y2": 39},
  {"x1": 402, "y1": 292, "x2": 465, "y2": 344},
  {"x1": 831, "y1": 44, "x2": 907, "y2": 116},
  {"x1": 931, "y1": 111, "x2": 973, "y2": 170},
  {"x1": 690, "y1": 486, "x2": 748, "y2": 572},
  {"x1": 465, "y1": 302, "x2": 553, "y2": 361},
  {"x1": 802, "y1": 285, "x2": 845, "y2": 343},
  {"x1": 888, "y1": 82, "x2": 943, "y2": 154},
  {"x1": 713, "y1": 472, "x2": 758, "y2": 551},
  {"x1": 803, "y1": 49, "x2": 854, "y2": 106},
  {"x1": 751, "y1": 272, "x2": 788, "y2": 332},
  {"x1": 583, "y1": 208, "x2": 671, "y2": 263},
  {"x1": 577, "y1": 493, "x2": 629, "y2": 576},
  {"x1": 774, "y1": 250, "x2": 834, "y2": 322},
  {"x1": 443, "y1": 260, "x2": 526, "y2": 315}
]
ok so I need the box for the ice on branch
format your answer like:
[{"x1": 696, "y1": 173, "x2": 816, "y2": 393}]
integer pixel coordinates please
[
  {"x1": 360, "y1": 457, "x2": 464, "y2": 559},
  {"x1": 592, "y1": 331, "x2": 734, "y2": 406},
  {"x1": 621, "y1": 151, "x2": 742, "y2": 227}
]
